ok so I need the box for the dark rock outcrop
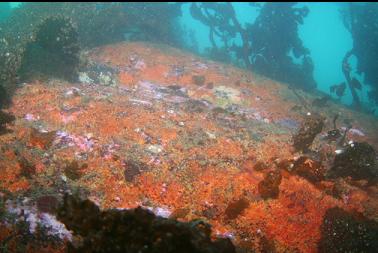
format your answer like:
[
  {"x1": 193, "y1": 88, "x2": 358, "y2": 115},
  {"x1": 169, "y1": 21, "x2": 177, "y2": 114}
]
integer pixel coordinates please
[{"x1": 57, "y1": 194, "x2": 236, "y2": 253}]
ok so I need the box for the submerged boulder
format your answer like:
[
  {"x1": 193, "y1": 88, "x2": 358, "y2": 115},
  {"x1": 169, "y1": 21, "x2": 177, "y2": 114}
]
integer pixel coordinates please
[
  {"x1": 292, "y1": 156, "x2": 325, "y2": 183},
  {"x1": 0, "y1": 110, "x2": 15, "y2": 131},
  {"x1": 293, "y1": 113, "x2": 324, "y2": 152},
  {"x1": 318, "y1": 207, "x2": 378, "y2": 252},
  {"x1": 327, "y1": 142, "x2": 378, "y2": 181},
  {"x1": 57, "y1": 194, "x2": 236, "y2": 253},
  {"x1": 258, "y1": 170, "x2": 282, "y2": 199},
  {"x1": 224, "y1": 197, "x2": 250, "y2": 220}
]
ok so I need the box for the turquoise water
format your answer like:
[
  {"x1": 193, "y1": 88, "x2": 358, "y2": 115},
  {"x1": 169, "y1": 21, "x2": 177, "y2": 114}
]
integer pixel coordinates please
[
  {"x1": 179, "y1": 3, "x2": 370, "y2": 109},
  {"x1": 181, "y1": 3, "x2": 377, "y2": 114}
]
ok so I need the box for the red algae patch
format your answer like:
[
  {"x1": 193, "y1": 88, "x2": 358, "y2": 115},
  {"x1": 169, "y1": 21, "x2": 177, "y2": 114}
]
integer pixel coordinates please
[{"x1": 1, "y1": 42, "x2": 378, "y2": 253}]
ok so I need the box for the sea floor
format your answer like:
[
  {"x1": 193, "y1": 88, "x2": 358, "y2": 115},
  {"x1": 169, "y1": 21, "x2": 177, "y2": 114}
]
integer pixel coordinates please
[{"x1": 1, "y1": 42, "x2": 377, "y2": 252}]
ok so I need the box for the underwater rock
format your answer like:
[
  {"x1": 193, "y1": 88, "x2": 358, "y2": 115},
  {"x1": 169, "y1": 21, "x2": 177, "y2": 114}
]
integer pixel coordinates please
[
  {"x1": 18, "y1": 16, "x2": 80, "y2": 82},
  {"x1": 181, "y1": 99, "x2": 210, "y2": 113},
  {"x1": 258, "y1": 235, "x2": 277, "y2": 253},
  {"x1": 293, "y1": 113, "x2": 324, "y2": 152},
  {"x1": 36, "y1": 195, "x2": 59, "y2": 214},
  {"x1": 224, "y1": 197, "x2": 250, "y2": 220},
  {"x1": 18, "y1": 155, "x2": 36, "y2": 178},
  {"x1": 170, "y1": 207, "x2": 190, "y2": 220},
  {"x1": 64, "y1": 87, "x2": 81, "y2": 98},
  {"x1": 213, "y1": 86, "x2": 241, "y2": 105},
  {"x1": 192, "y1": 75, "x2": 206, "y2": 86},
  {"x1": 64, "y1": 160, "x2": 87, "y2": 181},
  {"x1": 331, "y1": 178, "x2": 354, "y2": 201},
  {"x1": 206, "y1": 82, "x2": 214, "y2": 89},
  {"x1": 54, "y1": 131, "x2": 95, "y2": 152},
  {"x1": 240, "y1": 156, "x2": 255, "y2": 172},
  {"x1": 258, "y1": 170, "x2": 282, "y2": 199},
  {"x1": 123, "y1": 160, "x2": 148, "y2": 183},
  {"x1": 276, "y1": 118, "x2": 300, "y2": 131},
  {"x1": 292, "y1": 156, "x2": 325, "y2": 183},
  {"x1": 4, "y1": 197, "x2": 72, "y2": 241},
  {"x1": 341, "y1": 127, "x2": 365, "y2": 137},
  {"x1": 318, "y1": 207, "x2": 378, "y2": 252},
  {"x1": 136, "y1": 80, "x2": 189, "y2": 104},
  {"x1": 0, "y1": 110, "x2": 15, "y2": 134},
  {"x1": 325, "y1": 129, "x2": 342, "y2": 142},
  {"x1": 29, "y1": 128, "x2": 57, "y2": 150},
  {"x1": 0, "y1": 14, "x2": 79, "y2": 92},
  {"x1": 57, "y1": 194, "x2": 236, "y2": 253},
  {"x1": 276, "y1": 158, "x2": 295, "y2": 172},
  {"x1": 202, "y1": 205, "x2": 221, "y2": 220},
  {"x1": 253, "y1": 160, "x2": 269, "y2": 172},
  {"x1": 147, "y1": 144, "x2": 164, "y2": 155},
  {"x1": 327, "y1": 142, "x2": 378, "y2": 181},
  {"x1": 165, "y1": 85, "x2": 189, "y2": 97},
  {"x1": 0, "y1": 3, "x2": 131, "y2": 96},
  {"x1": 0, "y1": 85, "x2": 11, "y2": 109},
  {"x1": 79, "y1": 63, "x2": 119, "y2": 86}
]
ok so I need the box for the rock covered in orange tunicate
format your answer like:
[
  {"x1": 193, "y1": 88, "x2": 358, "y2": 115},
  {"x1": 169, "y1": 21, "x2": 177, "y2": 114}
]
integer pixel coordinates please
[
  {"x1": 28, "y1": 128, "x2": 57, "y2": 150},
  {"x1": 1, "y1": 41, "x2": 378, "y2": 253},
  {"x1": 258, "y1": 170, "x2": 282, "y2": 199},
  {"x1": 224, "y1": 197, "x2": 250, "y2": 220},
  {"x1": 292, "y1": 156, "x2": 325, "y2": 183}
]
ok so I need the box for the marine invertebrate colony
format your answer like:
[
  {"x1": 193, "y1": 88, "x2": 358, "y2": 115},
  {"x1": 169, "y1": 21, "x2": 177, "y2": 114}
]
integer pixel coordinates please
[
  {"x1": 327, "y1": 141, "x2": 378, "y2": 181},
  {"x1": 318, "y1": 207, "x2": 378, "y2": 252},
  {"x1": 293, "y1": 113, "x2": 324, "y2": 152}
]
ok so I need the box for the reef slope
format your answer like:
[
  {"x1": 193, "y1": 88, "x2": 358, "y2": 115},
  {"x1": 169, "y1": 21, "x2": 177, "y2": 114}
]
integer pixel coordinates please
[{"x1": 1, "y1": 42, "x2": 378, "y2": 253}]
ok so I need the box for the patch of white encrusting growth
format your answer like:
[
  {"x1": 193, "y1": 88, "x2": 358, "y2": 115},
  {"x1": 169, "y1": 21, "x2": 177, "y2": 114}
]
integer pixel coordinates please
[
  {"x1": 4, "y1": 198, "x2": 72, "y2": 241},
  {"x1": 78, "y1": 72, "x2": 93, "y2": 84}
]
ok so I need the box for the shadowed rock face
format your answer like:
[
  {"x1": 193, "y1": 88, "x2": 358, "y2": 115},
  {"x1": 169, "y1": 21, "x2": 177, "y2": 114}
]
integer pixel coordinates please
[
  {"x1": 293, "y1": 113, "x2": 324, "y2": 152},
  {"x1": 318, "y1": 207, "x2": 378, "y2": 252},
  {"x1": 57, "y1": 194, "x2": 236, "y2": 253},
  {"x1": 327, "y1": 142, "x2": 378, "y2": 181},
  {"x1": 0, "y1": 85, "x2": 11, "y2": 109},
  {"x1": 0, "y1": 110, "x2": 15, "y2": 134},
  {"x1": 224, "y1": 197, "x2": 250, "y2": 220},
  {"x1": 123, "y1": 159, "x2": 149, "y2": 183},
  {"x1": 292, "y1": 156, "x2": 325, "y2": 183},
  {"x1": 18, "y1": 16, "x2": 80, "y2": 83},
  {"x1": 258, "y1": 170, "x2": 282, "y2": 199}
]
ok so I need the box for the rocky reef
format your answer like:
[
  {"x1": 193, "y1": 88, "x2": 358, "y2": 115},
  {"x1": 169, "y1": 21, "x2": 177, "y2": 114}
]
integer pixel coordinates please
[
  {"x1": 0, "y1": 110, "x2": 15, "y2": 134},
  {"x1": 57, "y1": 194, "x2": 235, "y2": 253},
  {"x1": 0, "y1": 42, "x2": 377, "y2": 253},
  {"x1": 293, "y1": 112, "x2": 325, "y2": 152},
  {"x1": 327, "y1": 141, "x2": 378, "y2": 181},
  {"x1": 318, "y1": 207, "x2": 378, "y2": 252}
]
